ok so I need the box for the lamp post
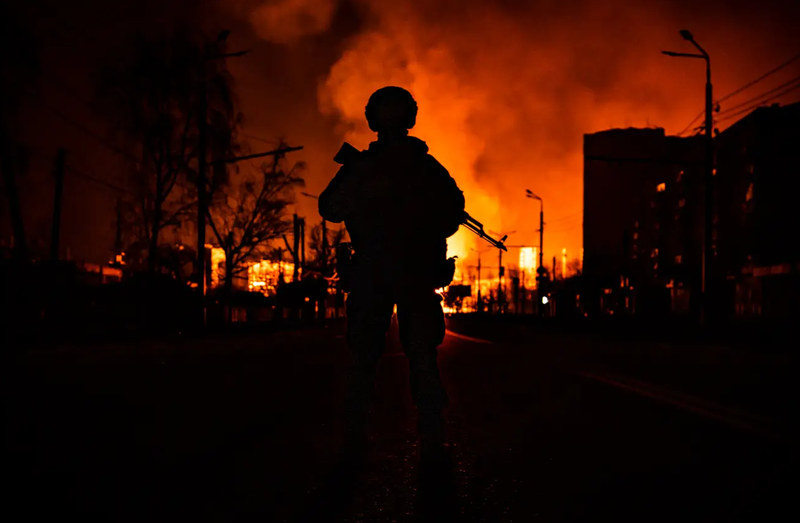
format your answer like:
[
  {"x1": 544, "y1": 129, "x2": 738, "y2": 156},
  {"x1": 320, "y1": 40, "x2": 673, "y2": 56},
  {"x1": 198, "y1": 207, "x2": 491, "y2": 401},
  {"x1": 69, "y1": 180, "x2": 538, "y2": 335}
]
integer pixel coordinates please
[
  {"x1": 525, "y1": 190, "x2": 544, "y2": 276},
  {"x1": 662, "y1": 29, "x2": 714, "y2": 323}
]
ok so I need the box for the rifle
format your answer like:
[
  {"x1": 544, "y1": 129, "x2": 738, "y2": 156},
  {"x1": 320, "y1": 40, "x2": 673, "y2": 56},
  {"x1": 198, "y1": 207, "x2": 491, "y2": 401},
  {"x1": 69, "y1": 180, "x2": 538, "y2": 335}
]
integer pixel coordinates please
[
  {"x1": 462, "y1": 213, "x2": 507, "y2": 251},
  {"x1": 334, "y1": 142, "x2": 508, "y2": 251}
]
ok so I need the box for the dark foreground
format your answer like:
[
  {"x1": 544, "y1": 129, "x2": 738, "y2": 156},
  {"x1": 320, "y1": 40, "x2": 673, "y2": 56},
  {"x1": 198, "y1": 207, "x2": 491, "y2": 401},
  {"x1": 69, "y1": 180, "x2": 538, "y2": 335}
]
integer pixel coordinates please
[{"x1": 5, "y1": 317, "x2": 799, "y2": 522}]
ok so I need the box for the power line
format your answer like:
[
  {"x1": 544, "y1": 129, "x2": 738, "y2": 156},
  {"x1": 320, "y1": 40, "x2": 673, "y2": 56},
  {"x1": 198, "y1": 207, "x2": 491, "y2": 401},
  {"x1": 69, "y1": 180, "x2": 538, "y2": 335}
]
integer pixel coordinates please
[
  {"x1": 547, "y1": 222, "x2": 583, "y2": 233},
  {"x1": 242, "y1": 133, "x2": 278, "y2": 146},
  {"x1": 715, "y1": 83, "x2": 800, "y2": 124},
  {"x1": 676, "y1": 51, "x2": 800, "y2": 136},
  {"x1": 38, "y1": 99, "x2": 141, "y2": 166},
  {"x1": 65, "y1": 164, "x2": 133, "y2": 194},
  {"x1": 677, "y1": 109, "x2": 705, "y2": 137},
  {"x1": 716, "y1": 52, "x2": 800, "y2": 104},
  {"x1": 717, "y1": 75, "x2": 800, "y2": 115},
  {"x1": 29, "y1": 150, "x2": 133, "y2": 194},
  {"x1": 547, "y1": 210, "x2": 582, "y2": 223}
]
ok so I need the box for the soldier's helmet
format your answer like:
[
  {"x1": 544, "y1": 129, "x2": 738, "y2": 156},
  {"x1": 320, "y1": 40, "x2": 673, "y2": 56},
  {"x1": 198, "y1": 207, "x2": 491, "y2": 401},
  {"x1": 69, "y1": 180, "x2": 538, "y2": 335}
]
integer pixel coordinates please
[{"x1": 365, "y1": 86, "x2": 418, "y2": 133}]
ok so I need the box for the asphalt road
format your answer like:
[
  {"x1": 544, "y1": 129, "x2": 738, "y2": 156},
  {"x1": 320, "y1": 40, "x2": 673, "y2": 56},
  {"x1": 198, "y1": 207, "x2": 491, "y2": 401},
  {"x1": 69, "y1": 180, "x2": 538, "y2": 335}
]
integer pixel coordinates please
[{"x1": 5, "y1": 321, "x2": 798, "y2": 522}]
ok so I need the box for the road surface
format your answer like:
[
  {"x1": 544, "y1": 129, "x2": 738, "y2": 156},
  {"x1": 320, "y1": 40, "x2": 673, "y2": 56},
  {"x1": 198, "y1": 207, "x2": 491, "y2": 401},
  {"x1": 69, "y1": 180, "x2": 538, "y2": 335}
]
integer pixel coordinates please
[{"x1": 6, "y1": 321, "x2": 797, "y2": 522}]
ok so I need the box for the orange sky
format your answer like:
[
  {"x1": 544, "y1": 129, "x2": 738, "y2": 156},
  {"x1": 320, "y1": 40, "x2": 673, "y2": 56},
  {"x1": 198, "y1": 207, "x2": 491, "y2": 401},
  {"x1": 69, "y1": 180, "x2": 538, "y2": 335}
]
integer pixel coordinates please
[
  {"x1": 230, "y1": 0, "x2": 800, "y2": 270},
  {"x1": 4, "y1": 0, "x2": 799, "y2": 267}
]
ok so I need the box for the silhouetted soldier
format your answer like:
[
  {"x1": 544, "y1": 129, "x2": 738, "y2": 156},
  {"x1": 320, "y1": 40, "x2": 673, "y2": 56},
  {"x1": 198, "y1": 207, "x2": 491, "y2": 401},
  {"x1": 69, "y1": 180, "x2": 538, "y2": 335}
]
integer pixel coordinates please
[{"x1": 319, "y1": 86, "x2": 465, "y2": 462}]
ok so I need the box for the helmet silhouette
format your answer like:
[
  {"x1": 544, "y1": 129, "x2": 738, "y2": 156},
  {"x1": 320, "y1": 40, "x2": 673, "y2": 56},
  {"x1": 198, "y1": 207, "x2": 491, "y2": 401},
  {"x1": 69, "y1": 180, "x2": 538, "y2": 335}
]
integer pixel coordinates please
[{"x1": 365, "y1": 86, "x2": 418, "y2": 133}]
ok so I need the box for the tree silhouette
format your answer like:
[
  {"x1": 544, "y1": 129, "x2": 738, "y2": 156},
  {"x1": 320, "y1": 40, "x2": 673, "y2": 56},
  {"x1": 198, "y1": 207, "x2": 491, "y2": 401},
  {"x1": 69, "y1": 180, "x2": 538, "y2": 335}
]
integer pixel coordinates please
[
  {"x1": 94, "y1": 26, "x2": 243, "y2": 273},
  {"x1": 207, "y1": 144, "x2": 305, "y2": 292},
  {"x1": 307, "y1": 222, "x2": 347, "y2": 274}
]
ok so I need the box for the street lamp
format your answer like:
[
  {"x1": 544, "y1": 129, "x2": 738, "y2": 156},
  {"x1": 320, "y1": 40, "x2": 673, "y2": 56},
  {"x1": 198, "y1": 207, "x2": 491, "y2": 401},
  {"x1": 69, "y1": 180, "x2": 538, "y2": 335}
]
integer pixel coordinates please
[
  {"x1": 525, "y1": 190, "x2": 545, "y2": 274},
  {"x1": 662, "y1": 29, "x2": 714, "y2": 323}
]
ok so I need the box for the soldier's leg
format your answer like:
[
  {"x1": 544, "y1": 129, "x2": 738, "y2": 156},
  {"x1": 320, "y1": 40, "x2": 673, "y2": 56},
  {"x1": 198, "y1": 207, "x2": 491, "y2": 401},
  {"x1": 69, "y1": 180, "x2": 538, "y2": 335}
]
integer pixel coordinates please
[
  {"x1": 343, "y1": 287, "x2": 395, "y2": 442},
  {"x1": 397, "y1": 290, "x2": 448, "y2": 449}
]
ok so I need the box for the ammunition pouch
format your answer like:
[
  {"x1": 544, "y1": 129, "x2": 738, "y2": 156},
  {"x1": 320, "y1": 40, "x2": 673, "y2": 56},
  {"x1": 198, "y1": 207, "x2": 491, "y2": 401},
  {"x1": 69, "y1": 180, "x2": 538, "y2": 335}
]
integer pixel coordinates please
[{"x1": 433, "y1": 256, "x2": 457, "y2": 289}]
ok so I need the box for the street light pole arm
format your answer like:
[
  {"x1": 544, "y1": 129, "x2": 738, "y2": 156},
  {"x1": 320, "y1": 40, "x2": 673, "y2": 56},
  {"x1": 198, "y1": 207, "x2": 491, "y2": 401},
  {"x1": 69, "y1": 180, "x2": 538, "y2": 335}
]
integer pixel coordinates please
[{"x1": 688, "y1": 39, "x2": 708, "y2": 58}]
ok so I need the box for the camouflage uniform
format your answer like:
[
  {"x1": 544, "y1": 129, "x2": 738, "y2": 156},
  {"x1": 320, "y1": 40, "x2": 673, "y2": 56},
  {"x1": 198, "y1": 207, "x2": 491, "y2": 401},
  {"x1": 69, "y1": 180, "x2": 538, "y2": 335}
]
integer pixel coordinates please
[{"x1": 319, "y1": 87, "x2": 465, "y2": 451}]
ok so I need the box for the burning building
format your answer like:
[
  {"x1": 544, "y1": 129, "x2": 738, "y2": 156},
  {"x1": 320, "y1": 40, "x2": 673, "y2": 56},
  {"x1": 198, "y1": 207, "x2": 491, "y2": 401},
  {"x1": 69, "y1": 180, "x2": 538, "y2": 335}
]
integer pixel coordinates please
[
  {"x1": 204, "y1": 244, "x2": 296, "y2": 297},
  {"x1": 248, "y1": 260, "x2": 296, "y2": 296}
]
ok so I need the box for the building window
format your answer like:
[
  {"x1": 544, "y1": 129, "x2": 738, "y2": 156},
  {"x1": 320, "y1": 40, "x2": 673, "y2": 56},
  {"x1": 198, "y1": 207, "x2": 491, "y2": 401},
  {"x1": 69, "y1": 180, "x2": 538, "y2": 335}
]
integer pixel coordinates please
[
  {"x1": 633, "y1": 232, "x2": 638, "y2": 240},
  {"x1": 746, "y1": 183, "x2": 753, "y2": 202},
  {"x1": 677, "y1": 170, "x2": 684, "y2": 182},
  {"x1": 675, "y1": 255, "x2": 682, "y2": 264},
  {"x1": 657, "y1": 183, "x2": 666, "y2": 192},
  {"x1": 679, "y1": 198, "x2": 686, "y2": 207}
]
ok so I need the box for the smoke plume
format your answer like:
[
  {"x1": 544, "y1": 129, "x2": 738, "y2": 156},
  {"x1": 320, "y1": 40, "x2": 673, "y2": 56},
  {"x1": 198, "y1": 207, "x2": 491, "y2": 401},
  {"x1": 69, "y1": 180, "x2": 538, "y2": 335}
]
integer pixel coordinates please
[
  {"x1": 231, "y1": 0, "x2": 337, "y2": 43},
  {"x1": 240, "y1": 0, "x2": 800, "y2": 267}
]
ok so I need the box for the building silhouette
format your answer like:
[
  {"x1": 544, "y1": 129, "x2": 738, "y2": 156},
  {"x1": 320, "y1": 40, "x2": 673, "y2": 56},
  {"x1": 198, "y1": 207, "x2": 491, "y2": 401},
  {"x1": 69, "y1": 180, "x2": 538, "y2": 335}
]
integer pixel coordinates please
[{"x1": 583, "y1": 101, "x2": 800, "y2": 321}]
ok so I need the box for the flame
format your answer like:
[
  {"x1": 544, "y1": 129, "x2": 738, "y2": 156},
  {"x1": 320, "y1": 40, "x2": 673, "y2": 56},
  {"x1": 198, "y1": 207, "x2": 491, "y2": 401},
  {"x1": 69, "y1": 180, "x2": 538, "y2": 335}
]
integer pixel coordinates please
[
  {"x1": 210, "y1": 247, "x2": 226, "y2": 288},
  {"x1": 235, "y1": 0, "x2": 800, "y2": 277},
  {"x1": 248, "y1": 260, "x2": 295, "y2": 295}
]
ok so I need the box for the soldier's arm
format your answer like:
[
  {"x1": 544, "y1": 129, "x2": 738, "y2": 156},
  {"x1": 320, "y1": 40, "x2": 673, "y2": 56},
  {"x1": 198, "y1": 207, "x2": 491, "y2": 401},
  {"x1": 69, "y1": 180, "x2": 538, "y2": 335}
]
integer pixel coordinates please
[
  {"x1": 318, "y1": 165, "x2": 355, "y2": 223},
  {"x1": 428, "y1": 156, "x2": 465, "y2": 238}
]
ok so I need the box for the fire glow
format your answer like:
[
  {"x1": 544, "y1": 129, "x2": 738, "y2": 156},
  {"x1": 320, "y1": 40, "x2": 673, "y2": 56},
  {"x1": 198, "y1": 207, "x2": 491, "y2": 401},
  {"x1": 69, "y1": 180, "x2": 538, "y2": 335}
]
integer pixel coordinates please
[{"x1": 232, "y1": 0, "x2": 799, "y2": 291}]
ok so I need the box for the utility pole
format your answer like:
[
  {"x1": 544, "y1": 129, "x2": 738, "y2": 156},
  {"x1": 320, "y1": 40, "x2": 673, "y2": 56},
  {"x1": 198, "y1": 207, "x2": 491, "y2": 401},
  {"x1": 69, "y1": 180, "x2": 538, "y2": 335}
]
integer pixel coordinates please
[
  {"x1": 300, "y1": 217, "x2": 306, "y2": 274},
  {"x1": 539, "y1": 207, "x2": 544, "y2": 271},
  {"x1": 114, "y1": 197, "x2": 123, "y2": 261},
  {"x1": 196, "y1": 45, "x2": 210, "y2": 321},
  {"x1": 703, "y1": 48, "x2": 714, "y2": 323},
  {"x1": 552, "y1": 256, "x2": 556, "y2": 281},
  {"x1": 488, "y1": 229, "x2": 514, "y2": 313},
  {"x1": 498, "y1": 246, "x2": 503, "y2": 310},
  {"x1": 321, "y1": 218, "x2": 328, "y2": 275},
  {"x1": 50, "y1": 148, "x2": 66, "y2": 261},
  {"x1": 196, "y1": 30, "x2": 249, "y2": 327},
  {"x1": 662, "y1": 29, "x2": 713, "y2": 323},
  {"x1": 293, "y1": 214, "x2": 300, "y2": 281},
  {"x1": 477, "y1": 253, "x2": 482, "y2": 313},
  {"x1": 526, "y1": 190, "x2": 545, "y2": 282}
]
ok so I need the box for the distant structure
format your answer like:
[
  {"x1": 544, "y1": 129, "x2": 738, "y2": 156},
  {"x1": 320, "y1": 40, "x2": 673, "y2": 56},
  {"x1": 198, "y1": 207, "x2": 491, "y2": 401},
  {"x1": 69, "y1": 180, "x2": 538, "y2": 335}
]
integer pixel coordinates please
[
  {"x1": 582, "y1": 101, "x2": 800, "y2": 321},
  {"x1": 583, "y1": 127, "x2": 704, "y2": 317},
  {"x1": 715, "y1": 101, "x2": 800, "y2": 319}
]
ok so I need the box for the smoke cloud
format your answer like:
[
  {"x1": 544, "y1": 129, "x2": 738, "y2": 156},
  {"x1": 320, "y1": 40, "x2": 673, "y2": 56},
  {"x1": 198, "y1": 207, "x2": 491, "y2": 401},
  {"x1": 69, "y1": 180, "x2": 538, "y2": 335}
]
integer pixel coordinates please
[
  {"x1": 232, "y1": 0, "x2": 337, "y2": 43},
  {"x1": 240, "y1": 0, "x2": 800, "y2": 267}
]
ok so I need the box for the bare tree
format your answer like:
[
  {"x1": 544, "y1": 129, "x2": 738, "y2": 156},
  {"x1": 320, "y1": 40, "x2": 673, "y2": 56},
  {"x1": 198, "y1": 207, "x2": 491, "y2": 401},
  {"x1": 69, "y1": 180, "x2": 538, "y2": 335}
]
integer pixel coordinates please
[
  {"x1": 95, "y1": 26, "x2": 242, "y2": 273},
  {"x1": 207, "y1": 145, "x2": 305, "y2": 293},
  {"x1": 308, "y1": 222, "x2": 347, "y2": 274}
]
